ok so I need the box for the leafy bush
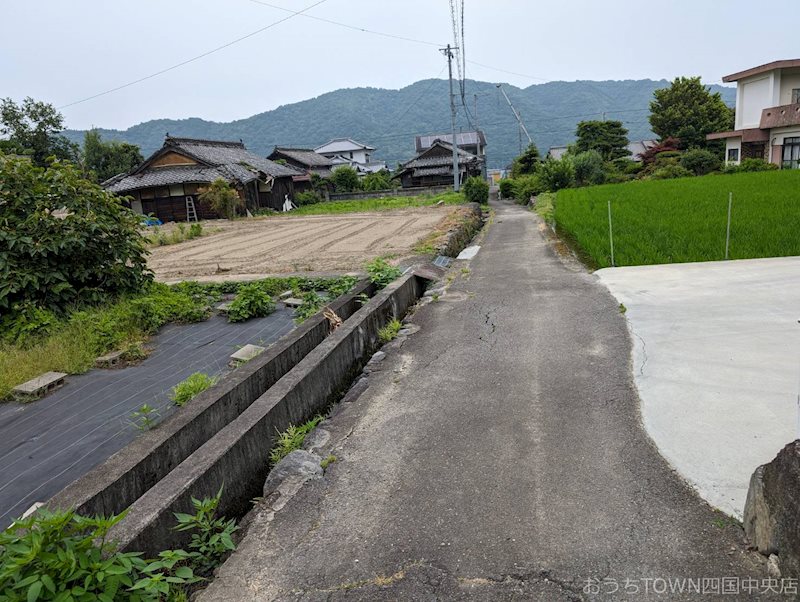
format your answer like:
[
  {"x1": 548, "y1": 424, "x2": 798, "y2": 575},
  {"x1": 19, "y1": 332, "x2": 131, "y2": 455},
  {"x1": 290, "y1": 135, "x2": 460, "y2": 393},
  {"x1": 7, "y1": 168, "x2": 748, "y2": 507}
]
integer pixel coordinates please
[
  {"x1": 226, "y1": 283, "x2": 277, "y2": 323},
  {"x1": 538, "y1": 157, "x2": 575, "y2": 192},
  {"x1": 188, "y1": 223, "x2": 203, "y2": 239},
  {"x1": 498, "y1": 178, "x2": 515, "y2": 199},
  {"x1": 650, "y1": 164, "x2": 694, "y2": 180},
  {"x1": 723, "y1": 158, "x2": 778, "y2": 173},
  {"x1": 269, "y1": 415, "x2": 324, "y2": 465},
  {"x1": 366, "y1": 257, "x2": 402, "y2": 289},
  {"x1": 170, "y1": 372, "x2": 217, "y2": 406},
  {"x1": 0, "y1": 155, "x2": 151, "y2": 315},
  {"x1": 198, "y1": 178, "x2": 242, "y2": 220},
  {"x1": 361, "y1": 170, "x2": 392, "y2": 191},
  {"x1": 172, "y1": 488, "x2": 238, "y2": 576},
  {"x1": 293, "y1": 291, "x2": 325, "y2": 323},
  {"x1": 0, "y1": 304, "x2": 59, "y2": 345},
  {"x1": 295, "y1": 190, "x2": 323, "y2": 206},
  {"x1": 330, "y1": 166, "x2": 361, "y2": 192},
  {"x1": 510, "y1": 143, "x2": 541, "y2": 177},
  {"x1": 462, "y1": 176, "x2": 489, "y2": 204},
  {"x1": 679, "y1": 148, "x2": 721, "y2": 175},
  {"x1": 378, "y1": 319, "x2": 402, "y2": 343},
  {"x1": 0, "y1": 509, "x2": 200, "y2": 601},
  {"x1": 572, "y1": 150, "x2": 606, "y2": 187},
  {"x1": 512, "y1": 174, "x2": 545, "y2": 204}
]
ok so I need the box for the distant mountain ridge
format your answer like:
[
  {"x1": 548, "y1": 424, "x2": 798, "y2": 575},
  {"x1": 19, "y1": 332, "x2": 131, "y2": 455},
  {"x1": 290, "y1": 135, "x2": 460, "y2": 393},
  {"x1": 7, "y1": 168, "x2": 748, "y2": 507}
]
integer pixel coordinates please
[{"x1": 63, "y1": 79, "x2": 735, "y2": 170}]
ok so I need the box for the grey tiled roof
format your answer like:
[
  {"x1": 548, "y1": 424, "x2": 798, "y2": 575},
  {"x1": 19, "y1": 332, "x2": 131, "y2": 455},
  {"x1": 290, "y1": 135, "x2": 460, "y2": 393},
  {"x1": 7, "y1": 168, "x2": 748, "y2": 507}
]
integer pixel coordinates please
[
  {"x1": 402, "y1": 141, "x2": 480, "y2": 169},
  {"x1": 415, "y1": 131, "x2": 486, "y2": 152},
  {"x1": 269, "y1": 147, "x2": 333, "y2": 168},
  {"x1": 103, "y1": 136, "x2": 301, "y2": 193}
]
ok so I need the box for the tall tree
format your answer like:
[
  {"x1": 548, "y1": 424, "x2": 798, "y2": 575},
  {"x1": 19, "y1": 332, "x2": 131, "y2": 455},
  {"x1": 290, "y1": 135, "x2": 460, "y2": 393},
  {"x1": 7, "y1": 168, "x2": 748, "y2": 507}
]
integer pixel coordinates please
[
  {"x1": 510, "y1": 142, "x2": 541, "y2": 177},
  {"x1": 649, "y1": 77, "x2": 734, "y2": 150},
  {"x1": 82, "y1": 129, "x2": 143, "y2": 182},
  {"x1": 574, "y1": 120, "x2": 629, "y2": 160},
  {"x1": 0, "y1": 97, "x2": 78, "y2": 165}
]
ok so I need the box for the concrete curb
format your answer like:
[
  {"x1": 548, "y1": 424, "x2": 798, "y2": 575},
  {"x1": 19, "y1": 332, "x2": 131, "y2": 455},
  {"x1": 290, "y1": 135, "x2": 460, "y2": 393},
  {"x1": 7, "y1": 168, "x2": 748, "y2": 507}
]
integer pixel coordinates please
[{"x1": 107, "y1": 273, "x2": 428, "y2": 554}]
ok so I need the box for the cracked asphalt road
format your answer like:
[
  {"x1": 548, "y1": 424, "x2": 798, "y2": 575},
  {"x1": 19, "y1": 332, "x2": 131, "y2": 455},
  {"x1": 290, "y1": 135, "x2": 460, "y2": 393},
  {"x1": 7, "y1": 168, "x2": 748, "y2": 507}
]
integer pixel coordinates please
[{"x1": 201, "y1": 201, "x2": 774, "y2": 601}]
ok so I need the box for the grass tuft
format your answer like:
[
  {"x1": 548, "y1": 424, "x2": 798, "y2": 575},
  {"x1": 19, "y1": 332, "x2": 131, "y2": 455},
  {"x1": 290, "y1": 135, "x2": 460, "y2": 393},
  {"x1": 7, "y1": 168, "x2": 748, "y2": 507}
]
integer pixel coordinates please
[
  {"x1": 263, "y1": 191, "x2": 464, "y2": 217},
  {"x1": 170, "y1": 372, "x2": 218, "y2": 406},
  {"x1": 269, "y1": 415, "x2": 325, "y2": 465},
  {"x1": 378, "y1": 319, "x2": 402, "y2": 343}
]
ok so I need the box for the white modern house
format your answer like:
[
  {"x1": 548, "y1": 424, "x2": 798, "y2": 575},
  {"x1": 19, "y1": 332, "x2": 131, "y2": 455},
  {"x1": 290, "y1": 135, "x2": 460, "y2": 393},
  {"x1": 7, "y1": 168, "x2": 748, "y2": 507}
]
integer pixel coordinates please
[
  {"x1": 314, "y1": 138, "x2": 386, "y2": 174},
  {"x1": 707, "y1": 59, "x2": 800, "y2": 168}
]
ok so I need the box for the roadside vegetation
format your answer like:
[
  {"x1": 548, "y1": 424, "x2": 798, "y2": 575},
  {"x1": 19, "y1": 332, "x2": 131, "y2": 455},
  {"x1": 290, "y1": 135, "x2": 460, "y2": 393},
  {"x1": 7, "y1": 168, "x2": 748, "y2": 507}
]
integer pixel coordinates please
[
  {"x1": 146, "y1": 222, "x2": 207, "y2": 247},
  {"x1": 0, "y1": 276, "x2": 357, "y2": 400},
  {"x1": 551, "y1": 170, "x2": 800, "y2": 268},
  {"x1": 269, "y1": 415, "x2": 325, "y2": 465},
  {"x1": 0, "y1": 489, "x2": 237, "y2": 601},
  {"x1": 269, "y1": 191, "x2": 464, "y2": 217},
  {"x1": 378, "y1": 319, "x2": 402, "y2": 343}
]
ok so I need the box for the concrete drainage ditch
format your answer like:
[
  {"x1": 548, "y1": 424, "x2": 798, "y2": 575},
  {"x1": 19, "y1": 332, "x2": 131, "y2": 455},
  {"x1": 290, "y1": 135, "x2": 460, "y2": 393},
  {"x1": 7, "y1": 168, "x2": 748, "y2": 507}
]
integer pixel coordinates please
[{"x1": 45, "y1": 272, "x2": 430, "y2": 555}]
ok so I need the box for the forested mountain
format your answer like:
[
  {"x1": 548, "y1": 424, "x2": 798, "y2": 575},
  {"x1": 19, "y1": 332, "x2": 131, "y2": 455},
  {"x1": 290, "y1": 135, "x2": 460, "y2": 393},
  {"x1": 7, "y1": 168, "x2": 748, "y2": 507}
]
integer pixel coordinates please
[{"x1": 63, "y1": 79, "x2": 735, "y2": 169}]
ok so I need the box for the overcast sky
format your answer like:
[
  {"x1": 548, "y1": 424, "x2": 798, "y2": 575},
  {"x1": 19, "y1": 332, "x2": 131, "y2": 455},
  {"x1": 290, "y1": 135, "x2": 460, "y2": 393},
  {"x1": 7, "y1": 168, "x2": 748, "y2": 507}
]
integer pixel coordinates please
[{"x1": 2, "y1": 0, "x2": 796, "y2": 131}]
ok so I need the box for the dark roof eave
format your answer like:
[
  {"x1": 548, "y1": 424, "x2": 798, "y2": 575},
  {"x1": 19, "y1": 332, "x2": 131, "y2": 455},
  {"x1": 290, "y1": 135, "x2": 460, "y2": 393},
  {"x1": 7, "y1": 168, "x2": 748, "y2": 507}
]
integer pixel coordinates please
[{"x1": 722, "y1": 59, "x2": 800, "y2": 82}]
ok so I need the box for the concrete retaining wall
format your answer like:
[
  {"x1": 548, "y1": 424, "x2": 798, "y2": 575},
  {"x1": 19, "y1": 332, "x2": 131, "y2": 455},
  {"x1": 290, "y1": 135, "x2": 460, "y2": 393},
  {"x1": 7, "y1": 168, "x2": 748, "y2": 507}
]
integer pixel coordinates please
[
  {"x1": 47, "y1": 280, "x2": 373, "y2": 519},
  {"x1": 108, "y1": 273, "x2": 427, "y2": 555},
  {"x1": 440, "y1": 203, "x2": 484, "y2": 257}
]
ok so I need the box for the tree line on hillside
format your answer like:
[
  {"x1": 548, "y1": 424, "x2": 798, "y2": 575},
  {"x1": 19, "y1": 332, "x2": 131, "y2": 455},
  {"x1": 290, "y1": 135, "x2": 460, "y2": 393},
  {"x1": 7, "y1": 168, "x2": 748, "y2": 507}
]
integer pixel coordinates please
[{"x1": 499, "y1": 77, "x2": 776, "y2": 204}]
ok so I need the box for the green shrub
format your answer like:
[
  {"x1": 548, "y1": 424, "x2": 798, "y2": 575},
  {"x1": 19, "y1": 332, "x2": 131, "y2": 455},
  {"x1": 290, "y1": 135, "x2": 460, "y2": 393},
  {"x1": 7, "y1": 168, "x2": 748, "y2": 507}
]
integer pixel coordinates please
[
  {"x1": 188, "y1": 222, "x2": 203, "y2": 239},
  {"x1": 0, "y1": 304, "x2": 59, "y2": 345},
  {"x1": 226, "y1": 283, "x2": 277, "y2": 323},
  {"x1": 0, "y1": 508, "x2": 201, "y2": 601},
  {"x1": 513, "y1": 174, "x2": 545, "y2": 204},
  {"x1": 462, "y1": 176, "x2": 489, "y2": 204},
  {"x1": 269, "y1": 415, "x2": 324, "y2": 465},
  {"x1": 724, "y1": 158, "x2": 778, "y2": 173},
  {"x1": 295, "y1": 190, "x2": 323, "y2": 206},
  {"x1": 650, "y1": 164, "x2": 694, "y2": 180},
  {"x1": 366, "y1": 257, "x2": 402, "y2": 289},
  {"x1": 680, "y1": 148, "x2": 721, "y2": 175},
  {"x1": 0, "y1": 155, "x2": 151, "y2": 316},
  {"x1": 198, "y1": 178, "x2": 242, "y2": 220},
  {"x1": 538, "y1": 157, "x2": 575, "y2": 192},
  {"x1": 378, "y1": 319, "x2": 402, "y2": 343},
  {"x1": 293, "y1": 291, "x2": 325, "y2": 323},
  {"x1": 170, "y1": 372, "x2": 217, "y2": 406},
  {"x1": 498, "y1": 178, "x2": 515, "y2": 199},
  {"x1": 172, "y1": 487, "x2": 238, "y2": 576},
  {"x1": 361, "y1": 170, "x2": 392, "y2": 191},
  {"x1": 330, "y1": 166, "x2": 361, "y2": 192},
  {"x1": 572, "y1": 150, "x2": 606, "y2": 187}
]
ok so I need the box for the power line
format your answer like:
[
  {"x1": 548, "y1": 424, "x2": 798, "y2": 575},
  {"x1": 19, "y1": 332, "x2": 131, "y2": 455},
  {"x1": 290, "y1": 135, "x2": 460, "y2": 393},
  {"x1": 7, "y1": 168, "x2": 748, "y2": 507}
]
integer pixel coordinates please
[
  {"x1": 57, "y1": 0, "x2": 329, "y2": 109},
  {"x1": 248, "y1": 0, "x2": 444, "y2": 47}
]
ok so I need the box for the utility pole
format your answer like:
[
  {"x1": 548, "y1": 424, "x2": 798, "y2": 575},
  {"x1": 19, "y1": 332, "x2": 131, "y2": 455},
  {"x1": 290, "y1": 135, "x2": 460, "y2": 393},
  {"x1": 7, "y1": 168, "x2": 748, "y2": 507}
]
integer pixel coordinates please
[
  {"x1": 497, "y1": 84, "x2": 532, "y2": 147},
  {"x1": 441, "y1": 44, "x2": 460, "y2": 192}
]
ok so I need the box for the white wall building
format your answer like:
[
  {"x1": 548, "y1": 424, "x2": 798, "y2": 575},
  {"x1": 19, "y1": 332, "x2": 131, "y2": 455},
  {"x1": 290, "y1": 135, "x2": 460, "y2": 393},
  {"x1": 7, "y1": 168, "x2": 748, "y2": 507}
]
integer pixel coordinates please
[
  {"x1": 707, "y1": 59, "x2": 800, "y2": 168},
  {"x1": 314, "y1": 138, "x2": 386, "y2": 174}
]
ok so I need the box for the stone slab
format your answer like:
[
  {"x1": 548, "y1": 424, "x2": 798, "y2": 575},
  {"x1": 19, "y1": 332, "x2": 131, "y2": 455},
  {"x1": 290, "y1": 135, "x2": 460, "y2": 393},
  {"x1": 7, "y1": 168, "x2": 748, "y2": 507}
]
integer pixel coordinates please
[
  {"x1": 95, "y1": 350, "x2": 124, "y2": 368},
  {"x1": 282, "y1": 298, "x2": 304, "y2": 308}
]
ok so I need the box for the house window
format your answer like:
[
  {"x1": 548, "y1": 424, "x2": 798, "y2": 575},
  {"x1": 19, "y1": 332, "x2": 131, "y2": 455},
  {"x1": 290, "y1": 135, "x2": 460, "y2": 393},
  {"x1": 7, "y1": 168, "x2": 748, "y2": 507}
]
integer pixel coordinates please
[
  {"x1": 793, "y1": 89, "x2": 800, "y2": 104},
  {"x1": 727, "y1": 148, "x2": 740, "y2": 163},
  {"x1": 782, "y1": 137, "x2": 800, "y2": 169},
  {"x1": 169, "y1": 184, "x2": 185, "y2": 197}
]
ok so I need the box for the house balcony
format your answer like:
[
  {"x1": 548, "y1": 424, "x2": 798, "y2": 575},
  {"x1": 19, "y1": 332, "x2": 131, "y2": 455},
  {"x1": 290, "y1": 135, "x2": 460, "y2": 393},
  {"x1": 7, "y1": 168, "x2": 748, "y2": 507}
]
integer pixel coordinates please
[{"x1": 760, "y1": 103, "x2": 800, "y2": 129}]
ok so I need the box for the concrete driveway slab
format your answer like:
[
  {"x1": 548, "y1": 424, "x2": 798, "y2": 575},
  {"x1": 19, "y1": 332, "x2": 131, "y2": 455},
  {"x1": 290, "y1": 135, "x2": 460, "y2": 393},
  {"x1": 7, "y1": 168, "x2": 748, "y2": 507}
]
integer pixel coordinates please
[{"x1": 596, "y1": 256, "x2": 800, "y2": 517}]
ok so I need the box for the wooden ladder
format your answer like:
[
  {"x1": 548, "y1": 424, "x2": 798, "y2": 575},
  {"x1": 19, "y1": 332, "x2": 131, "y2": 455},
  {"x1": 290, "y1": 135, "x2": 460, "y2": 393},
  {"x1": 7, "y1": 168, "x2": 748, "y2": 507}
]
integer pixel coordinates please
[{"x1": 185, "y1": 196, "x2": 198, "y2": 222}]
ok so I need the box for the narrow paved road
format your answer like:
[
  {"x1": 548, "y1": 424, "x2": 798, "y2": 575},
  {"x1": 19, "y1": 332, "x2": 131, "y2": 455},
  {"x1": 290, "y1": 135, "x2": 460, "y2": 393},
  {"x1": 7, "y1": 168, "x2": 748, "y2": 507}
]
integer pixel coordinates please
[{"x1": 204, "y1": 201, "x2": 772, "y2": 601}]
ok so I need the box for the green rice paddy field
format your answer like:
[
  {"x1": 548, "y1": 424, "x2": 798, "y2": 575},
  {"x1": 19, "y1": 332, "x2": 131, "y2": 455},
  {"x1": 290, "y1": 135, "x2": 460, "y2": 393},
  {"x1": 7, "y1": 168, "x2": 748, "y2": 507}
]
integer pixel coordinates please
[{"x1": 553, "y1": 170, "x2": 800, "y2": 268}]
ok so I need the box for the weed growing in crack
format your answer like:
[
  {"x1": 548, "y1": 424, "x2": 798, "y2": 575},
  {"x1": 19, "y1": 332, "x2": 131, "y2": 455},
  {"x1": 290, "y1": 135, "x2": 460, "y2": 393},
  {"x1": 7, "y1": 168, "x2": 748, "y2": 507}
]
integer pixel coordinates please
[{"x1": 378, "y1": 319, "x2": 402, "y2": 343}]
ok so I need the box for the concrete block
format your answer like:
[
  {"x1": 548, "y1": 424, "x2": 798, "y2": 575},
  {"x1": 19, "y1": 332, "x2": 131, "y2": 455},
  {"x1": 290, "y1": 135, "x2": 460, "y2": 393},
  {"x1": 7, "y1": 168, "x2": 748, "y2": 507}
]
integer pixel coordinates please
[
  {"x1": 12, "y1": 372, "x2": 67, "y2": 402},
  {"x1": 229, "y1": 344, "x2": 266, "y2": 365},
  {"x1": 279, "y1": 290, "x2": 293, "y2": 300},
  {"x1": 95, "y1": 350, "x2": 124, "y2": 368},
  {"x1": 282, "y1": 298, "x2": 304, "y2": 308}
]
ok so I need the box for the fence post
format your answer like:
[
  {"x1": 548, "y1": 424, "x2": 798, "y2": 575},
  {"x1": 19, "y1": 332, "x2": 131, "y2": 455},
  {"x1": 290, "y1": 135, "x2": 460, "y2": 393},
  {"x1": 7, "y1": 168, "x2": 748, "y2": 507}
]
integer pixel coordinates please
[
  {"x1": 608, "y1": 199, "x2": 615, "y2": 267},
  {"x1": 725, "y1": 192, "x2": 733, "y2": 260}
]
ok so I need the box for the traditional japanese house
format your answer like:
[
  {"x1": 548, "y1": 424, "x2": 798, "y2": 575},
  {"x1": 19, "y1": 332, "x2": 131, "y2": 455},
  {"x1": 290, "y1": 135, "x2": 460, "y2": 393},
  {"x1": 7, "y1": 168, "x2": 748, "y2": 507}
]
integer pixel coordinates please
[
  {"x1": 104, "y1": 136, "x2": 302, "y2": 221},
  {"x1": 392, "y1": 139, "x2": 484, "y2": 188}
]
